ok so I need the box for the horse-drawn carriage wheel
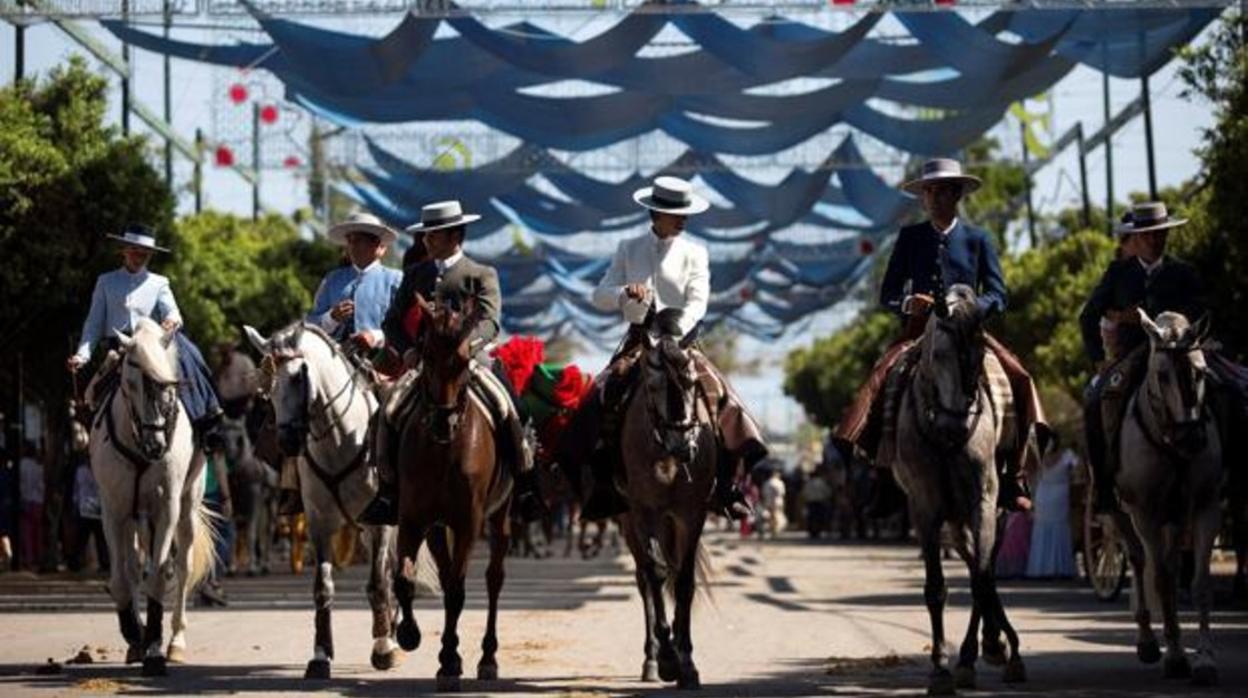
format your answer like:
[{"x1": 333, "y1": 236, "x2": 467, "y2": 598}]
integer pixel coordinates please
[{"x1": 1082, "y1": 485, "x2": 1127, "y2": 602}]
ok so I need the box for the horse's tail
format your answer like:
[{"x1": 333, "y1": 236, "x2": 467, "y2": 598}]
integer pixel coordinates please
[
  {"x1": 657, "y1": 528, "x2": 715, "y2": 607},
  {"x1": 188, "y1": 502, "x2": 221, "y2": 591}
]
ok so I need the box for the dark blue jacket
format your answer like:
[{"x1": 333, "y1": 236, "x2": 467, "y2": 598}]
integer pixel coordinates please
[
  {"x1": 1078, "y1": 255, "x2": 1205, "y2": 365},
  {"x1": 879, "y1": 220, "x2": 1008, "y2": 318}
]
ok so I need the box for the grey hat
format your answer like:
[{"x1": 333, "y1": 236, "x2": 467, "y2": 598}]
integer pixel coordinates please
[
  {"x1": 1115, "y1": 201, "x2": 1188, "y2": 236},
  {"x1": 404, "y1": 200, "x2": 482, "y2": 234},
  {"x1": 901, "y1": 158, "x2": 983, "y2": 196},
  {"x1": 633, "y1": 176, "x2": 711, "y2": 216},
  {"x1": 327, "y1": 211, "x2": 398, "y2": 245},
  {"x1": 108, "y1": 223, "x2": 169, "y2": 253}
]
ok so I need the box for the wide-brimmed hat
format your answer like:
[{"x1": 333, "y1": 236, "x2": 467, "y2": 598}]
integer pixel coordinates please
[
  {"x1": 901, "y1": 158, "x2": 983, "y2": 196},
  {"x1": 1115, "y1": 201, "x2": 1188, "y2": 236},
  {"x1": 327, "y1": 211, "x2": 398, "y2": 245},
  {"x1": 633, "y1": 176, "x2": 710, "y2": 216},
  {"x1": 107, "y1": 223, "x2": 169, "y2": 253},
  {"x1": 404, "y1": 200, "x2": 482, "y2": 234}
]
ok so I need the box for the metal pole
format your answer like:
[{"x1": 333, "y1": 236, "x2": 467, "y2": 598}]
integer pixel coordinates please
[
  {"x1": 1076, "y1": 123, "x2": 1092, "y2": 229},
  {"x1": 1141, "y1": 75, "x2": 1158, "y2": 200},
  {"x1": 1021, "y1": 120, "x2": 1036, "y2": 248},
  {"x1": 121, "y1": 0, "x2": 131, "y2": 135},
  {"x1": 14, "y1": 20, "x2": 24, "y2": 85},
  {"x1": 1102, "y1": 66, "x2": 1114, "y2": 235},
  {"x1": 194, "y1": 128, "x2": 203, "y2": 213},
  {"x1": 162, "y1": 0, "x2": 173, "y2": 187},
  {"x1": 252, "y1": 103, "x2": 261, "y2": 220}
]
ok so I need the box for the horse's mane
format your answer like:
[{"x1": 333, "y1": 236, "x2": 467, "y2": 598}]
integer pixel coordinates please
[
  {"x1": 128, "y1": 317, "x2": 180, "y2": 383},
  {"x1": 267, "y1": 321, "x2": 374, "y2": 391}
]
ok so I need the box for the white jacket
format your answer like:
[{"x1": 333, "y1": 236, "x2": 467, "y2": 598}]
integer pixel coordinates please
[{"x1": 592, "y1": 231, "x2": 710, "y2": 337}]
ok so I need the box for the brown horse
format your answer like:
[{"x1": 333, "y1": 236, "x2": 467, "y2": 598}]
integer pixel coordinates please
[
  {"x1": 391, "y1": 296, "x2": 512, "y2": 691},
  {"x1": 617, "y1": 332, "x2": 717, "y2": 689}
]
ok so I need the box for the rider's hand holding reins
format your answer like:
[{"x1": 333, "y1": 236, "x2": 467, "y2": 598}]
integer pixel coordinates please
[
  {"x1": 902, "y1": 293, "x2": 935, "y2": 316},
  {"x1": 66, "y1": 355, "x2": 85, "y2": 373},
  {"x1": 330, "y1": 299, "x2": 355, "y2": 322},
  {"x1": 623, "y1": 283, "x2": 649, "y2": 301}
]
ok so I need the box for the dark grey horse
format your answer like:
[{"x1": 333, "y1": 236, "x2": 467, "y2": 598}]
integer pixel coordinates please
[{"x1": 882, "y1": 285, "x2": 1026, "y2": 695}]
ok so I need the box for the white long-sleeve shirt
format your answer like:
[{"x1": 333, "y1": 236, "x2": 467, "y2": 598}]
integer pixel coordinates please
[{"x1": 591, "y1": 231, "x2": 710, "y2": 337}]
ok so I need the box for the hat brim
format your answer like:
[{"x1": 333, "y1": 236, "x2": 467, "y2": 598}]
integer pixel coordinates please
[
  {"x1": 1116, "y1": 218, "x2": 1188, "y2": 236},
  {"x1": 632, "y1": 188, "x2": 711, "y2": 215},
  {"x1": 327, "y1": 221, "x2": 398, "y2": 245},
  {"x1": 107, "y1": 234, "x2": 169, "y2": 253},
  {"x1": 901, "y1": 174, "x2": 983, "y2": 196},
  {"x1": 404, "y1": 213, "x2": 482, "y2": 234}
]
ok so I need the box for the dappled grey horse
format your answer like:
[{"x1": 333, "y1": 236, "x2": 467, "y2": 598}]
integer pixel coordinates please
[
  {"x1": 882, "y1": 285, "x2": 1025, "y2": 695},
  {"x1": 1112, "y1": 310, "x2": 1223, "y2": 685}
]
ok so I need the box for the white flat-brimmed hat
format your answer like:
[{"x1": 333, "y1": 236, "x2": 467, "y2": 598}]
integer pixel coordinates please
[
  {"x1": 327, "y1": 211, "x2": 398, "y2": 245},
  {"x1": 901, "y1": 158, "x2": 983, "y2": 196},
  {"x1": 107, "y1": 223, "x2": 169, "y2": 253},
  {"x1": 633, "y1": 176, "x2": 710, "y2": 216},
  {"x1": 1115, "y1": 201, "x2": 1188, "y2": 236},
  {"x1": 404, "y1": 200, "x2": 482, "y2": 234}
]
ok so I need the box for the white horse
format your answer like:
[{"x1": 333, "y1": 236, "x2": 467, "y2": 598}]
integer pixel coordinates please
[
  {"x1": 244, "y1": 322, "x2": 403, "y2": 680},
  {"x1": 1115, "y1": 310, "x2": 1223, "y2": 686},
  {"x1": 89, "y1": 317, "x2": 217, "y2": 676}
]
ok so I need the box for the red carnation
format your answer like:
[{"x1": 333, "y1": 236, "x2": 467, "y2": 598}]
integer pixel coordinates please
[
  {"x1": 491, "y1": 336, "x2": 545, "y2": 395},
  {"x1": 551, "y1": 364, "x2": 592, "y2": 410}
]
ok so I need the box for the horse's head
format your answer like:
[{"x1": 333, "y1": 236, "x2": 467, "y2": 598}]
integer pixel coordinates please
[
  {"x1": 115, "y1": 318, "x2": 181, "y2": 460},
  {"x1": 917, "y1": 284, "x2": 987, "y2": 447},
  {"x1": 218, "y1": 415, "x2": 251, "y2": 465},
  {"x1": 245, "y1": 322, "x2": 331, "y2": 457},
  {"x1": 416, "y1": 294, "x2": 477, "y2": 444},
  {"x1": 1139, "y1": 309, "x2": 1211, "y2": 453},
  {"x1": 638, "y1": 323, "x2": 701, "y2": 469}
]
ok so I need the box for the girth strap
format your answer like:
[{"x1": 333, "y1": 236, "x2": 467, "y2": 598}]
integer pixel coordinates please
[{"x1": 302, "y1": 440, "x2": 370, "y2": 527}]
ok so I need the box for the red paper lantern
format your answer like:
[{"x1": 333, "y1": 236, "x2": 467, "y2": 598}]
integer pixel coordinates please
[
  {"x1": 260, "y1": 105, "x2": 279, "y2": 125},
  {"x1": 283, "y1": 155, "x2": 302, "y2": 168},
  {"x1": 739, "y1": 285, "x2": 754, "y2": 301},
  {"x1": 859, "y1": 238, "x2": 876, "y2": 255},
  {"x1": 228, "y1": 83, "x2": 248, "y2": 105},
  {"x1": 935, "y1": 0, "x2": 957, "y2": 6},
  {"x1": 214, "y1": 145, "x2": 235, "y2": 167},
  {"x1": 830, "y1": 0, "x2": 856, "y2": 5}
]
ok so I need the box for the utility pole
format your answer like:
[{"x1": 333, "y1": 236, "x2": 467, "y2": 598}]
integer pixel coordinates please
[
  {"x1": 1141, "y1": 75, "x2": 1158, "y2": 200},
  {"x1": 1076, "y1": 123, "x2": 1092, "y2": 230},
  {"x1": 1102, "y1": 66, "x2": 1114, "y2": 235},
  {"x1": 121, "y1": 0, "x2": 131, "y2": 134},
  {"x1": 13, "y1": 3, "x2": 25, "y2": 85},
  {"x1": 1021, "y1": 121, "x2": 1036, "y2": 247},
  {"x1": 162, "y1": 0, "x2": 173, "y2": 187},
  {"x1": 252, "y1": 103, "x2": 261, "y2": 220},
  {"x1": 194, "y1": 128, "x2": 204, "y2": 213}
]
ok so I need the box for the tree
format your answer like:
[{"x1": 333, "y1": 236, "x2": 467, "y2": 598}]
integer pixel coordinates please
[{"x1": 782, "y1": 310, "x2": 896, "y2": 430}]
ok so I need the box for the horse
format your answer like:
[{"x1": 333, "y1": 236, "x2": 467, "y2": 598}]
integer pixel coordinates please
[
  {"x1": 1111, "y1": 310, "x2": 1223, "y2": 685},
  {"x1": 389, "y1": 296, "x2": 513, "y2": 692},
  {"x1": 883, "y1": 285, "x2": 1026, "y2": 695},
  {"x1": 243, "y1": 322, "x2": 403, "y2": 679},
  {"x1": 616, "y1": 328, "x2": 717, "y2": 689},
  {"x1": 89, "y1": 317, "x2": 218, "y2": 676},
  {"x1": 219, "y1": 413, "x2": 276, "y2": 575}
]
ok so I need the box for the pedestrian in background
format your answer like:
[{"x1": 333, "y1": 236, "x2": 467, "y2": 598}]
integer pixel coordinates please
[{"x1": 18, "y1": 442, "x2": 45, "y2": 572}]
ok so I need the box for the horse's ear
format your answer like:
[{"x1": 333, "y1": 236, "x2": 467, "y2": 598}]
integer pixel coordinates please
[
  {"x1": 113, "y1": 329, "x2": 135, "y2": 350},
  {"x1": 1191, "y1": 313, "x2": 1212, "y2": 346},
  {"x1": 1137, "y1": 308, "x2": 1163, "y2": 343},
  {"x1": 243, "y1": 325, "x2": 271, "y2": 355}
]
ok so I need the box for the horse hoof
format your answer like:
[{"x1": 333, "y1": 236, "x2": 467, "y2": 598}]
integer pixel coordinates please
[
  {"x1": 677, "y1": 667, "x2": 701, "y2": 690},
  {"x1": 1002, "y1": 656, "x2": 1027, "y2": 684},
  {"x1": 1137, "y1": 640, "x2": 1162, "y2": 664},
  {"x1": 982, "y1": 642, "x2": 1007, "y2": 666},
  {"x1": 953, "y1": 665, "x2": 976, "y2": 689},
  {"x1": 371, "y1": 649, "x2": 405, "y2": 671},
  {"x1": 165, "y1": 645, "x2": 186, "y2": 665},
  {"x1": 125, "y1": 646, "x2": 143, "y2": 665},
  {"x1": 658, "y1": 658, "x2": 681, "y2": 683},
  {"x1": 1191, "y1": 664, "x2": 1219, "y2": 687},
  {"x1": 641, "y1": 660, "x2": 660, "y2": 682},
  {"x1": 436, "y1": 674, "x2": 461, "y2": 692},
  {"x1": 141, "y1": 656, "x2": 168, "y2": 677},
  {"x1": 304, "y1": 658, "x2": 331, "y2": 680},
  {"x1": 476, "y1": 662, "x2": 498, "y2": 681},
  {"x1": 926, "y1": 668, "x2": 956, "y2": 696},
  {"x1": 1163, "y1": 654, "x2": 1191, "y2": 680},
  {"x1": 397, "y1": 619, "x2": 421, "y2": 652}
]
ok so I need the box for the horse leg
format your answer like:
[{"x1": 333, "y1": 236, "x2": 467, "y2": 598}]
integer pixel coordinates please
[
  {"x1": 1119, "y1": 515, "x2": 1161, "y2": 663},
  {"x1": 139, "y1": 496, "x2": 180, "y2": 677},
  {"x1": 102, "y1": 510, "x2": 143, "y2": 665},
  {"x1": 304, "y1": 524, "x2": 336, "y2": 680},
  {"x1": 434, "y1": 524, "x2": 473, "y2": 692},
  {"x1": 1138, "y1": 518, "x2": 1189, "y2": 679},
  {"x1": 477, "y1": 510, "x2": 510, "y2": 681},
  {"x1": 635, "y1": 565, "x2": 661, "y2": 682},
  {"x1": 1189, "y1": 504, "x2": 1221, "y2": 686},
  {"x1": 672, "y1": 536, "x2": 701, "y2": 690},
  {"x1": 166, "y1": 494, "x2": 196, "y2": 664},
  {"x1": 367, "y1": 525, "x2": 403, "y2": 671},
  {"x1": 918, "y1": 521, "x2": 954, "y2": 695},
  {"x1": 393, "y1": 523, "x2": 426, "y2": 653}
]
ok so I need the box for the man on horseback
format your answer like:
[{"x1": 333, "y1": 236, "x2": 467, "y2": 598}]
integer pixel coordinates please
[
  {"x1": 579, "y1": 176, "x2": 767, "y2": 521},
  {"x1": 66, "y1": 224, "x2": 223, "y2": 449},
  {"x1": 833, "y1": 158, "x2": 1049, "y2": 511},
  {"x1": 1080, "y1": 202, "x2": 1212, "y2": 513},
  {"x1": 277, "y1": 211, "x2": 403, "y2": 515},
  {"x1": 359, "y1": 200, "x2": 544, "y2": 525}
]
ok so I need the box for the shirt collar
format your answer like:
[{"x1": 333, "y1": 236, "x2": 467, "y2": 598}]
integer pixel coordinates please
[
  {"x1": 438, "y1": 249, "x2": 464, "y2": 272},
  {"x1": 121, "y1": 266, "x2": 149, "y2": 279},
  {"x1": 932, "y1": 217, "x2": 960, "y2": 237},
  {"x1": 352, "y1": 259, "x2": 381, "y2": 274},
  {"x1": 650, "y1": 228, "x2": 677, "y2": 249},
  {"x1": 1139, "y1": 255, "x2": 1165, "y2": 275}
]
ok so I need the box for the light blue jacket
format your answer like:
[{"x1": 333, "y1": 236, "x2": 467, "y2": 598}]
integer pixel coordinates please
[
  {"x1": 74, "y1": 267, "x2": 181, "y2": 362},
  {"x1": 308, "y1": 261, "x2": 403, "y2": 344}
]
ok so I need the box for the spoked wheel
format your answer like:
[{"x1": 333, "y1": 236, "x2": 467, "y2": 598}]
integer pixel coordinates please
[{"x1": 1083, "y1": 488, "x2": 1128, "y2": 602}]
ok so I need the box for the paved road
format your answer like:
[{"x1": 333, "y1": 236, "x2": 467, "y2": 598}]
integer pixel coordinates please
[{"x1": 0, "y1": 530, "x2": 1245, "y2": 696}]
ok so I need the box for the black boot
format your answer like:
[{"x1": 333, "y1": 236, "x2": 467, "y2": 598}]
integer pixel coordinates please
[
  {"x1": 998, "y1": 465, "x2": 1032, "y2": 513},
  {"x1": 581, "y1": 447, "x2": 628, "y2": 521},
  {"x1": 278, "y1": 488, "x2": 303, "y2": 517},
  {"x1": 358, "y1": 482, "x2": 398, "y2": 526},
  {"x1": 512, "y1": 469, "x2": 546, "y2": 523},
  {"x1": 714, "y1": 447, "x2": 756, "y2": 521}
]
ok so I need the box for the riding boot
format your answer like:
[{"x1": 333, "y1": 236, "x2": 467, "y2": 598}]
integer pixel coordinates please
[
  {"x1": 277, "y1": 456, "x2": 303, "y2": 517},
  {"x1": 712, "y1": 446, "x2": 752, "y2": 521},
  {"x1": 359, "y1": 414, "x2": 399, "y2": 526},
  {"x1": 1084, "y1": 378, "x2": 1116, "y2": 514},
  {"x1": 503, "y1": 416, "x2": 546, "y2": 523},
  {"x1": 581, "y1": 371, "x2": 632, "y2": 522},
  {"x1": 998, "y1": 460, "x2": 1032, "y2": 512}
]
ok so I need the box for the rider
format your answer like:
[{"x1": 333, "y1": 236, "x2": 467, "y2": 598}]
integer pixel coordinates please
[
  {"x1": 580, "y1": 176, "x2": 767, "y2": 521},
  {"x1": 833, "y1": 158, "x2": 1049, "y2": 512},
  {"x1": 276, "y1": 211, "x2": 403, "y2": 516},
  {"x1": 1079, "y1": 202, "x2": 1207, "y2": 513},
  {"x1": 66, "y1": 223, "x2": 223, "y2": 449},
  {"x1": 359, "y1": 200, "x2": 545, "y2": 525}
]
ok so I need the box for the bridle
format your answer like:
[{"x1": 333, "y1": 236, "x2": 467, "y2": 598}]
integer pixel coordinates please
[
  {"x1": 909, "y1": 318, "x2": 990, "y2": 453},
  {"x1": 120, "y1": 357, "x2": 181, "y2": 460},
  {"x1": 1134, "y1": 341, "x2": 1210, "y2": 462}
]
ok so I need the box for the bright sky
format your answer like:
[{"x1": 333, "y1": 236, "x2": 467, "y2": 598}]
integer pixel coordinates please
[{"x1": 0, "y1": 10, "x2": 1221, "y2": 437}]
